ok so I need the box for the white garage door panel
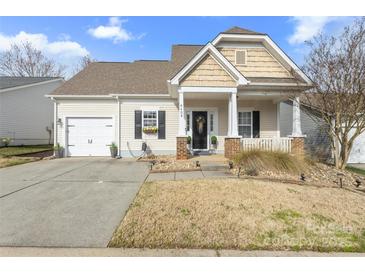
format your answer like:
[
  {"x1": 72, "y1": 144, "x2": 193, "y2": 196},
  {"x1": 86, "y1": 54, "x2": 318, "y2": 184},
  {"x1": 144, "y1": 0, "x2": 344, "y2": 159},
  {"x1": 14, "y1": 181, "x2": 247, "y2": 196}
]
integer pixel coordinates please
[
  {"x1": 348, "y1": 129, "x2": 365, "y2": 164},
  {"x1": 67, "y1": 117, "x2": 114, "y2": 156}
]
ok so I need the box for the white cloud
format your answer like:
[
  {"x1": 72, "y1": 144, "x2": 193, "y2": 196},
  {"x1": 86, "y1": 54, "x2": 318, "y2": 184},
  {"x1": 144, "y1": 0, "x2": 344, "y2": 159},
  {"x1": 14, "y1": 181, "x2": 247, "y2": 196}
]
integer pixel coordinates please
[
  {"x1": 0, "y1": 31, "x2": 89, "y2": 57},
  {"x1": 87, "y1": 17, "x2": 144, "y2": 43},
  {"x1": 288, "y1": 16, "x2": 336, "y2": 45}
]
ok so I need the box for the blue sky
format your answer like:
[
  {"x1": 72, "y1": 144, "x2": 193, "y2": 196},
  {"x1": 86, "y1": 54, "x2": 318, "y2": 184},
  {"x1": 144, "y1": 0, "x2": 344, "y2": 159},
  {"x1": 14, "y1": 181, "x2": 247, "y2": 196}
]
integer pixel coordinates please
[{"x1": 0, "y1": 16, "x2": 356, "y2": 77}]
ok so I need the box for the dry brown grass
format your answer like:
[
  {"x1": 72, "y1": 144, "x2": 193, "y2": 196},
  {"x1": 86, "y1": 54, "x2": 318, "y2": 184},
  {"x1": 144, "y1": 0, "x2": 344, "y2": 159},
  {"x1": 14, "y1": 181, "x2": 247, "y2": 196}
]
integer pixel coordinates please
[
  {"x1": 233, "y1": 150, "x2": 311, "y2": 175},
  {"x1": 0, "y1": 157, "x2": 38, "y2": 168},
  {"x1": 109, "y1": 178, "x2": 365, "y2": 252}
]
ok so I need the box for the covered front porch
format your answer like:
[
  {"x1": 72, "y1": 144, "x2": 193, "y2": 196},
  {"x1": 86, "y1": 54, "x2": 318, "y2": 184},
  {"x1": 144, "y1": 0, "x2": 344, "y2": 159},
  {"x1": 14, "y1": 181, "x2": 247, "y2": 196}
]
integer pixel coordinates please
[{"x1": 176, "y1": 86, "x2": 305, "y2": 159}]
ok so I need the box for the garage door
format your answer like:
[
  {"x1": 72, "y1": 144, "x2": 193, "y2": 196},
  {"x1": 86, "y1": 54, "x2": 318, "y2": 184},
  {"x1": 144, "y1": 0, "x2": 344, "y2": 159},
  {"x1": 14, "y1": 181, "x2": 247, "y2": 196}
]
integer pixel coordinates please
[
  {"x1": 67, "y1": 117, "x2": 114, "y2": 156},
  {"x1": 348, "y1": 129, "x2": 365, "y2": 163}
]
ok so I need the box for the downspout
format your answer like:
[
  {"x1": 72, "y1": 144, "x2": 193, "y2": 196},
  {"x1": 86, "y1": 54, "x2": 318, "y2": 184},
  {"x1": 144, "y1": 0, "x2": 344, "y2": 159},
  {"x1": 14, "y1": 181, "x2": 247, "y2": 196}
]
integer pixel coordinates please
[
  {"x1": 117, "y1": 96, "x2": 121, "y2": 157},
  {"x1": 53, "y1": 98, "x2": 58, "y2": 155}
]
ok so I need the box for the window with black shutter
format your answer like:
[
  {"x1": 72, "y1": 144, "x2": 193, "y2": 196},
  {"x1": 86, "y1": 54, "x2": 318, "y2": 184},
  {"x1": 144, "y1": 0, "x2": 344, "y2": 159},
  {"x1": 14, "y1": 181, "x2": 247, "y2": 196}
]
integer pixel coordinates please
[
  {"x1": 158, "y1": 110, "x2": 166, "y2": 139},
  {"x1": 252, "y1": 111, "x2": 260, "y2": 138},
  {"x1": 135, "y1": 110, "x2": 142, "y2": 139}
]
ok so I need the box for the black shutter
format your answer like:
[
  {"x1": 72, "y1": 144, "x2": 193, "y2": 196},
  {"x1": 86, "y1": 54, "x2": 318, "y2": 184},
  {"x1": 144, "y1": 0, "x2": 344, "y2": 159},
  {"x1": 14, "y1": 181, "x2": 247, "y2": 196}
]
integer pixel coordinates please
[
  {"x1": 135, "y1": 110, "x2": 142, "y2": 139},
  {"x1": 158, "y1": 110, "x2": 166, "y2": 139},
  {"x1": 252, "y1": 111, "x2": 260, "y2": 138}
]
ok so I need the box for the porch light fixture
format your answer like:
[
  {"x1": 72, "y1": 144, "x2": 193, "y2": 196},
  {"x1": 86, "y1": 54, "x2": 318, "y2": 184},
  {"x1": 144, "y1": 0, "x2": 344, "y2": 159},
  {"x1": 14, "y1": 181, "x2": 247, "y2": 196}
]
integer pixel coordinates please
[{"x1": 56, "y1": 118, "x2": 62, "y2": 126}]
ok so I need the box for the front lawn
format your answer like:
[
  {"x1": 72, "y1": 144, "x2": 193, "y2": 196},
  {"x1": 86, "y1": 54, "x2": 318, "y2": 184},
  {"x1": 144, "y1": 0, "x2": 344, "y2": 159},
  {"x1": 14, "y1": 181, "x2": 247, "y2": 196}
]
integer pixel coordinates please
[
  {"x1": 109, "y1": 179, "x2": 365, "y2": 252},
  {"x1": 347, "y1": 166, "x2": 365, "y2": 176},
  {"x1": 0, "y1": 145, "x2": 53, "y2": 157},
  {"x1": 0, "y1": 157, "x2": 39, "y2": 168}
]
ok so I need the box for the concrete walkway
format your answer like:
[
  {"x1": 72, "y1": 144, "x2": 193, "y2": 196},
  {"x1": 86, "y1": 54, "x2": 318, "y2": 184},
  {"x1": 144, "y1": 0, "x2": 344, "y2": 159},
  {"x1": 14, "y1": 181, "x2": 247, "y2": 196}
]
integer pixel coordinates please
[
  {"x1": 146, "y1": 170, "x2": 234, "y2": 182},
  {"x1": 0, "y1": 247, "x2": 363, "y2": 257},
  {"x1": 146, "y1": 160, "x2": 235, "y2": 181}
]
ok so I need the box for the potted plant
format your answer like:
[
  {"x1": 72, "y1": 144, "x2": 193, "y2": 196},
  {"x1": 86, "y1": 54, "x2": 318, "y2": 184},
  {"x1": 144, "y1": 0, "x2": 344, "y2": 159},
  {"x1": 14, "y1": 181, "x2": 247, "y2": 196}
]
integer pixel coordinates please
[
  {"x1": 110, "y1": 142, "x2": 118, "y2": 158},
  {"x1": 211, "y1": 135, "x2": 217, "y2": 149},
  {"x1": 54, "y1": 143, "x2": 64, "y2": 158},
  {"x1": 1, "y1": 137, "x2": 12, "y2": 147},
  {"x1": 143, "y1": 126, "x2": 158, "y2": 134},
  {"x1": 187, "y1": 136, "x2": 191, "y2": 145}
]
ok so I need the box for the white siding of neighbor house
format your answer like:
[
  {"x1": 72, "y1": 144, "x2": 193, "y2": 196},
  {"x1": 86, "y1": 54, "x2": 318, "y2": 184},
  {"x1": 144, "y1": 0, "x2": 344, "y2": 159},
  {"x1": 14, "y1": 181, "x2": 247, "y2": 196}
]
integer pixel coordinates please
[
  {"x1": 0, "y1": 80, "x2": 63, "y2": 146},
  {"x1": 56, "y1": 99, "x2": 118, "y2": 150},
  {"x1": 56, "y1": 97, "x2": 279, "y2": 157},
  {"x1": 280, "y1": 101, "x2": 332, "y2": 160}
]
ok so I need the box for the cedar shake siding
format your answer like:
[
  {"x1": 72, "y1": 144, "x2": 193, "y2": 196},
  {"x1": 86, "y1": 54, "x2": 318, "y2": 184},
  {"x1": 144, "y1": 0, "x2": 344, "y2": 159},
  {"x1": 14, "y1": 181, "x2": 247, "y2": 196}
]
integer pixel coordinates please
[
  {"x1": 218, "y1": 47, "x2": 293, "y2": 78},
  {"x1": 180, "y1": 54, "x2": 236, "y2": 87}
]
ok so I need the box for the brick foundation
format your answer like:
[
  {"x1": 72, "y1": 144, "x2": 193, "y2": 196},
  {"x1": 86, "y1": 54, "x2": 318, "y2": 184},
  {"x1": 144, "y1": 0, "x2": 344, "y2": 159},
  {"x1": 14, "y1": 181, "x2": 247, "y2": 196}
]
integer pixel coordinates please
[
  {"x1": 291, "y1": 137, "x2": 305, "y2": 157},
  {"x1": 224, "y1": 137, "x2": 241, "y2": 159},
  {"x1": 176, "y1": 136, "x2": 188, "y2": 160}
]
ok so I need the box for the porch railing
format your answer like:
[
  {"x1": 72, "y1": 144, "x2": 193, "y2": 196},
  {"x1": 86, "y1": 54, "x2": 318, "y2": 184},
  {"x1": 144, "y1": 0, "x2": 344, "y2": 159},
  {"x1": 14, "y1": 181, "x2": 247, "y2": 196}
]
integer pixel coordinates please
[{"x1": 241, "y1": 138, "x2": 292, "y2": 153}]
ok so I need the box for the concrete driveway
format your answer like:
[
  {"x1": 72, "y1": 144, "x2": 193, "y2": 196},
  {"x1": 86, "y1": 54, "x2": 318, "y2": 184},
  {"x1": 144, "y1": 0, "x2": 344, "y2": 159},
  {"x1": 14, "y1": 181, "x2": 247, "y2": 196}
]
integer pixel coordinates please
[{"x1": 0, "y1": 158, "x2": 149, "y2": 247}]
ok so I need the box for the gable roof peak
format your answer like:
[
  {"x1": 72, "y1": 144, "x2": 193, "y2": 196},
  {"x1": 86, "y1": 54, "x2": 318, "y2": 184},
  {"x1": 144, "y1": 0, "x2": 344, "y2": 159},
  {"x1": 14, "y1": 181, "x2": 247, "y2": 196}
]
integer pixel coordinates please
[{"x1": 222, "y1": 26, "x2": 265, "y2": 35}]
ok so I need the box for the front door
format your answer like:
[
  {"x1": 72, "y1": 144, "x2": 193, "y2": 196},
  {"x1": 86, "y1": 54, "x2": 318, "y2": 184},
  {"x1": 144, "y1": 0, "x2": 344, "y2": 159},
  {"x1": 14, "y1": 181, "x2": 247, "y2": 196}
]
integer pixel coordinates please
[{"x1": 192, "y1": 111, "x2": 208, "y2": 150}]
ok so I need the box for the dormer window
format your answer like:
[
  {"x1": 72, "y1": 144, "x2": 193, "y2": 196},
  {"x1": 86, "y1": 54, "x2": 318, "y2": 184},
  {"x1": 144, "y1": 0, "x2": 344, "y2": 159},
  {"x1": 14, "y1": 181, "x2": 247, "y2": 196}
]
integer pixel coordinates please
[{"x1": 235, "y1": 50, "x2": 247, "y2": 65}]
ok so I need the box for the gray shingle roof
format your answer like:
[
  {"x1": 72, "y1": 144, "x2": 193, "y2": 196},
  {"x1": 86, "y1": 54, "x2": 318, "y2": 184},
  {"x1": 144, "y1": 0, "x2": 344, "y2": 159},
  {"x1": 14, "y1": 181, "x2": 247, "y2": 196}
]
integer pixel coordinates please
[
  {"x1": 0, "y1": 76, "x2": 61, "y2": 90},
  {"x1": 51, "y1": 27, "x2": 308, "y2": 96},
  {"x1": 222, "y1": 26, "x2": 265, "y2": 35},
  {"x1": 52, "y1": 45, "x2": 204, "y2": 96}
]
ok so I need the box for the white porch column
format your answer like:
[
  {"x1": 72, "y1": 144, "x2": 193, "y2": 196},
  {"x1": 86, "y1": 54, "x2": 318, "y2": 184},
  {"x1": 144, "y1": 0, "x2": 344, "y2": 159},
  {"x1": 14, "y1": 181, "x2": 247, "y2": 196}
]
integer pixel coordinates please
[
  {"x1": 178, "y1": 90, "x2": 186, "y2": 136},
  {"x1": 291, "y1": 96, "x2": 303, "y2": 137},
  {"x1": 227, "y1": 94, "x2": 232, "y2": 136},
  {"x1": 231, "y1": 91, "x2": 239, "y2": 137}
]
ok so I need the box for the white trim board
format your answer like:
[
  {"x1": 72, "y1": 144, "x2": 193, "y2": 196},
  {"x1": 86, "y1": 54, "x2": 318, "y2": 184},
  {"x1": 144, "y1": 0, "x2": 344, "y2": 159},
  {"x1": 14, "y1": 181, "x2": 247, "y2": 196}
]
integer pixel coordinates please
[{"x1": 178, "y1": 87, "x2": 237, "y2": 93}]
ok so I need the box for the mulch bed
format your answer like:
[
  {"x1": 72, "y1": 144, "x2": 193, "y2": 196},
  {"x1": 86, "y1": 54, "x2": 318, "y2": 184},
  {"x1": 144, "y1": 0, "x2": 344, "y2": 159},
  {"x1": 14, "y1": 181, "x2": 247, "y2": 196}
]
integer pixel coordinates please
[{"x1": 17, "y1": 150, "x2": 53, "y2": 158}]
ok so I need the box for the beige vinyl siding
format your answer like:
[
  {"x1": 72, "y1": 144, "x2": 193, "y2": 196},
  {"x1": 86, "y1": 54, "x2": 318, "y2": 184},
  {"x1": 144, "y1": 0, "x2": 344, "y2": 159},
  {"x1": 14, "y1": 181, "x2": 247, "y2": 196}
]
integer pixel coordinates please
[
  {"x1": 181, "y1": 54, "x2": 236, "y2": 87},
  {"x1": 56, "y1": 99, "x2": 118, "y2": 148},
  {"x1": 238, "y1": 100, "x2": 278, "y2": 138},
  {"x1": 120, "y1": 99, "x2": 178, "y2": 156},
  {"x1": 56, "y1": 97, "x2": 279, "y2": 156},
  {"x1": 218, "y1": 47, "x2": 293, "y2": 78}
]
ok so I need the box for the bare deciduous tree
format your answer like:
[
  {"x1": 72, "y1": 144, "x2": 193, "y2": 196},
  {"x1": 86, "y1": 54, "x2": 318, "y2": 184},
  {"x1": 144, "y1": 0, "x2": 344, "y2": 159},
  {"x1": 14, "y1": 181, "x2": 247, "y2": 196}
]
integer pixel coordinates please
[
  {"x1": 0, "y1": 42, "x2": 66, "y2": 77},
  {"x1": 303, "y1": 17, "x2": 365, "y2": 169},
  {"x1": 72, "y1": 55, "x2": 95, "y2": 76}
]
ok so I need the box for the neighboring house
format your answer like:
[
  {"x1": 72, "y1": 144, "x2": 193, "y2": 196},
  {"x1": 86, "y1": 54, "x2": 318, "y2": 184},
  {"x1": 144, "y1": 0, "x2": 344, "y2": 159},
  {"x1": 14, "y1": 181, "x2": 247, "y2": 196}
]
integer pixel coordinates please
[
  {"x1": 281, "y1": 99, "x2": 365, "y2": 164},
  {"x1": 48, "y1": 27, "x2": 313, "y2": 158},
  {"x1": 0, "y1": 77, "x2": 64, "y2": 146},
  {"x1": 280, "y1": 100, "x2": 332, "y2": 161}
]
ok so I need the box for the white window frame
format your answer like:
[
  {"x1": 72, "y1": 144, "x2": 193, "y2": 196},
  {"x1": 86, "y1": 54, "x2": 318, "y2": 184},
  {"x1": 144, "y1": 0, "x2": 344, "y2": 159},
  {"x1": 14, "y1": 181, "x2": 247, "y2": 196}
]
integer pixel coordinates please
[
  {"x1": 235, "y1": 49, "x2": 247, "y2": 66},
  {"x1": 141, "y1": 109, "x2": 159, "y2": 139},
  {"x1": 238, "y1": 110, "x2": 253, "y2": 138}
]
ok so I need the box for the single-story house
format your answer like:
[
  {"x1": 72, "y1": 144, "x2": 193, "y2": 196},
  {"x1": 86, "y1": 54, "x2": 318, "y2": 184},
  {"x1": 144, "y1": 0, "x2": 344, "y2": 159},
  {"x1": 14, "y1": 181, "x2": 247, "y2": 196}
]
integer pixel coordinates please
[
  {"x1": 48, "y1": 27, "x2": 313, "y2": 158},
  {"x1": 280, "y1": 99, "x2": 365, "y2": 164},
  {"x1": 0, "y1": 77, "x2": 64, "y2": 146}
]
